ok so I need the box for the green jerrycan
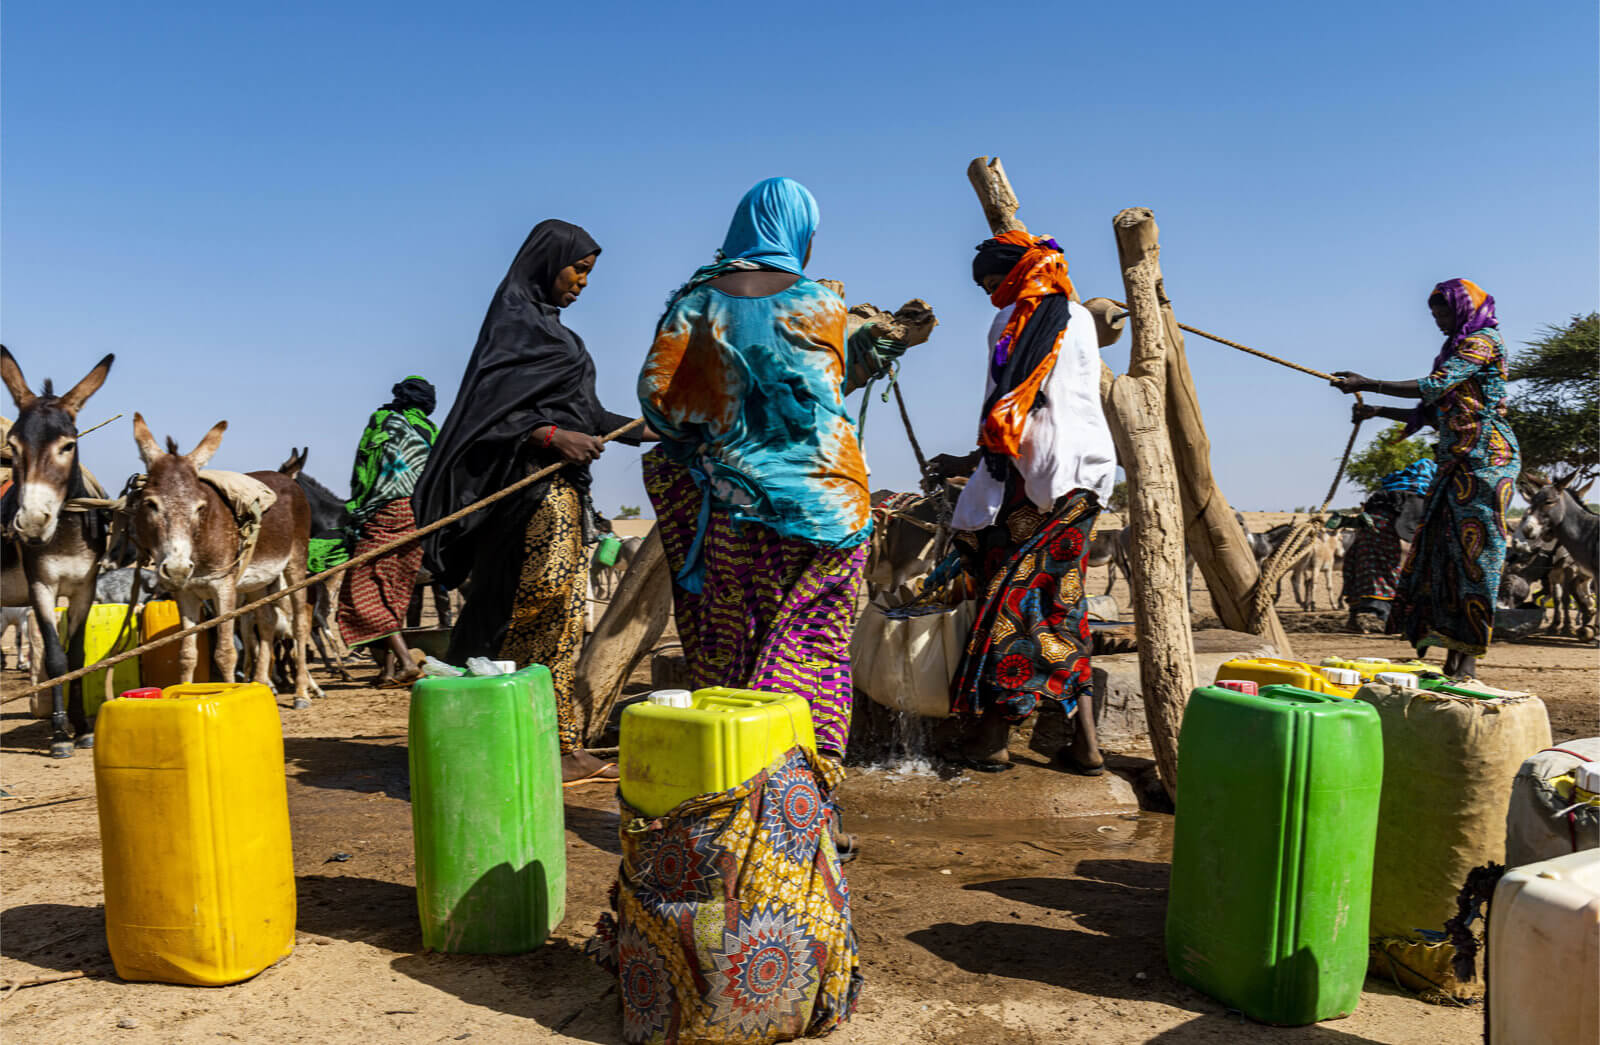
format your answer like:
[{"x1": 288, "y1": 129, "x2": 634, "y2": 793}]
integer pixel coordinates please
[
  {"x1": 1166, "y1": 683, "x2": 1383, "y2": 1025},
  {"x1": 409, "y1": 664, "x2": 565, "y2": 953}
]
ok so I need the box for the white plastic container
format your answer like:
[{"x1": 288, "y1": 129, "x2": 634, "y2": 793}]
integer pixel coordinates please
[{"x1": 1488, "y1": 848, "x2": 1599, "y2": 1044}]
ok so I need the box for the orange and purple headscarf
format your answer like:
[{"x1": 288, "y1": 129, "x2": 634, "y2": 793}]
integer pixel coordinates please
[
  {"x1": 1403, "y1": 278, "x2": 1498, "y2": 437},
  {"x1": 1428, "y1": 278, "x2": 1497, "y2": 370}
]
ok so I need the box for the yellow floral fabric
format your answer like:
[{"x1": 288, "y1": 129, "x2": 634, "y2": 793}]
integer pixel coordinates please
[{"x1": 591, "y1": 749, "x2": 860, "y2": 1044}]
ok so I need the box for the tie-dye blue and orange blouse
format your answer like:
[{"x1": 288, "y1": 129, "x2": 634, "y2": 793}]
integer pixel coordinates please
[{"x1": 638, "y1": 277, "x2": 870, "y2": 548}]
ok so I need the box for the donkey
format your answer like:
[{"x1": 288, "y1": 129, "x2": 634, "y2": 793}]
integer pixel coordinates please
[
  {"x1": 0, "y1": 347, "x2": 114, "y2": 756},
  {"x1": 131, "y1": 415, "x2": 314, "y2": 707},
  {"x1": 1518, "y1": 473, "x2": 1598, "y2": 579}
]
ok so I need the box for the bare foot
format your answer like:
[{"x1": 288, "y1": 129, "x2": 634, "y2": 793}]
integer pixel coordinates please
[
  {"x1": 562, "y1": 748, "x2": 619, "y2": 785},
  {"x1": 1058, "y1": 731, "x2": 1105, "y2": 776},
  {"x1": 947, "y1": 709, "x2": 1013, "y2": 770}
]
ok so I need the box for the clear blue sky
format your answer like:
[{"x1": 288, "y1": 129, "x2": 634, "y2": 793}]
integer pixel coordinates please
[{"x1": 5, "y1": 1, "x2": 1596, "y2": 516}]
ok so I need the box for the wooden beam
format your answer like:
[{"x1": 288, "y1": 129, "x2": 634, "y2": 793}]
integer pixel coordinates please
[
  {"x1": 1110, "y1": 207, "x2": 1197, "y2": 801},
  {"x1": 1155, "y1": 282, "x2": 1293, "y2": 656},
  {"x1": 967, "y1": 157, "x2": 1027, "y2": 235},
  {"x1": 572, "y1": 530, "x2": 671, "y2": 745}
]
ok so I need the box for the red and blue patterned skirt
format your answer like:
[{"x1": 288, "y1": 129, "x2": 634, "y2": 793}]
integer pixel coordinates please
[{"x1": 951, "y1": 476, "x2": 1100, "y2": 722}]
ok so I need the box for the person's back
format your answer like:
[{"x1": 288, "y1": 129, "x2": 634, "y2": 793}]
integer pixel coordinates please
[{"x1": 644, "y1": 274, "x2": 867, "y2": 544}]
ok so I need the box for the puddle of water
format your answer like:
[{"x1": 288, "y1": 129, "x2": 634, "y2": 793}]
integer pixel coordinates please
[{"x1": 878, "y1": 814, "x2": 1175, "y2": 863}]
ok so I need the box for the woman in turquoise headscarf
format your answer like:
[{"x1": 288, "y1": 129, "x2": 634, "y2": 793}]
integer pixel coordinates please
[{"x1": 639, "y1": 178, "x2": 916, "y2": 768}]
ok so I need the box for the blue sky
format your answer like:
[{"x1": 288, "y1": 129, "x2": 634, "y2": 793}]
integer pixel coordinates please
[{"x1": 5, "y1": 1, "x2": 1596, "y2": 516}]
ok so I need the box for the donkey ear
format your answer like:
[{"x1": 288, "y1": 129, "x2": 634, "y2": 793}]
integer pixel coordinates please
[
  {"x1": 58, "y1": 353, "x2": 115, "y2": 419},
  {"x1": 277, "y1": 446, "x2": 307, "y2": 478},
  {"x1": 0, "y1": 346, "x2": 35, "y2": 412},
  {"x1": 132, "y1": 413, "x2": 164, "y2": 468},
  {"x1": 186, "y1": 421, "x2": 228, "y2": 470},
  {"x1": 1576, "y1": 478, "x2": 1595, "y2": 502},
  {"x1": 1553, "y1": 472, "x2": 1573, "y2": 490}
]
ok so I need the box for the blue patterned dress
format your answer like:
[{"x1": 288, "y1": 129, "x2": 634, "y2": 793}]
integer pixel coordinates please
[{"x1": 1389, "y1": 329, "x2": 1521, "y2": 655}]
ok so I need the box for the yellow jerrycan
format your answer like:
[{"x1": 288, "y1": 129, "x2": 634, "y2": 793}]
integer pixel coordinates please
[
  {"x1": 93, "y1": 682, "x2": 295, "y2": 984},
  {"x1": 1215, "y1": 656, "x2": 1361, "y2": 698},
  {"x1": 619, "y1": 687, "x2": 816, "y2": 817}
]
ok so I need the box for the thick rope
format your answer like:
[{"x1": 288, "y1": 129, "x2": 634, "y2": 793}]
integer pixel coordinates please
[
  {"x1": 4, "y1": 418, "x2": 645, "y2": 705},
  {"x1": 1106, "y1": 300, "x2": 1340, "y2": 383}
]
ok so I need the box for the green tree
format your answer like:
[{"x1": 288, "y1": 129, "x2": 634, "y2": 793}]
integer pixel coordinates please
[
  {"x1": 1504, "y1": 313, "x2": 1599, "y2": 481},
  {"x1": 617, "y1": 504, "x2": 642, "y2": 519},
  {"x1": 1108, "y1": 480, "x2": 1128, "y2": 514},
  {"x1": 1344, "y1": 423, "x2": 1430, "y2": 495}
]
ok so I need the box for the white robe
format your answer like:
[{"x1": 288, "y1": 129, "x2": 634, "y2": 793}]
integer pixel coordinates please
[{"x1": 951, "y1": 300, "x2": 1117, "y2": 531}]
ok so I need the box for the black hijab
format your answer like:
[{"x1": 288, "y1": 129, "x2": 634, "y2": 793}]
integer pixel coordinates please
[{"x1": 412, "y1": 219, "x2": 632, "y2": 588}]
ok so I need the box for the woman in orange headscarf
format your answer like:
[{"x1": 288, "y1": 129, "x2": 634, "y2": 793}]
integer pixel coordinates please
[{"x1": 930, "y1": 232, "x2": 1117, "y2": 774}]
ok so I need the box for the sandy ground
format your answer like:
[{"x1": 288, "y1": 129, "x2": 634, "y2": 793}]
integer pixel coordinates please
[{"x1": 2, "y1": 531, "x2": 1595, "y2": 1044}]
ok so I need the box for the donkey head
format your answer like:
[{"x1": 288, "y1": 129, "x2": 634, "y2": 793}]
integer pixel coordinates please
[
  {"x1": 1, "y1": 346, "x2": 115, "y2": 545},
  {"x1": 1517, "y1": 472, "x2": 1569, "y2": 544},
  {"x1": 132, "y1": 414, "x2": 228, "y2": 588}
]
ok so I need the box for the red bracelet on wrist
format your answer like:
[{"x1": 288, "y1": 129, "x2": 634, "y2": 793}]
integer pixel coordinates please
[{"x1": 543, "y1": 425, "x2": 557, "y2": 448}]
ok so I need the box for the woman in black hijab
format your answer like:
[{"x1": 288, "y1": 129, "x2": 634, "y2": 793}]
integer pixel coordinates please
[{"x1": 414, "y1": 219, "x2": 647, "y2": 784}]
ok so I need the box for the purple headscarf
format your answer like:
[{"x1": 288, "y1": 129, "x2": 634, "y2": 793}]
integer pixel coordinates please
[
  {"x1": 1427, "y1": 277, "x2": 1498, "y2": 371},
  {"x1": 1403, "y1": 277, "x2": 1498, "y2": 437}
]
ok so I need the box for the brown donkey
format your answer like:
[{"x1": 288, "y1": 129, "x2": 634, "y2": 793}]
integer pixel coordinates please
[
  {"x1": 1, "y1": 346, "x2": 114, "y2": 757},
  {"x1": 130, "y1": 415, "x2": 314, "y2": 707}
]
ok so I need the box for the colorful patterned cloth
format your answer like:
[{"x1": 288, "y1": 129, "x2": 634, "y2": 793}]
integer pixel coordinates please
[
  {"x1": 591, "y1": 748, "x2": 861, "y2": 1044},
  {"x1": 347, "y1": 408, "x2": 436, "y2": 523},
  {"x1": 1380, "y1": 457, "x2": 1437, "y2": 496},
  {"x1": 645, "y1": 451, "x2": 864, "y2": 759},
  {"x1": 976, "y1": 231, "x2": 1077, "y2": 464},
  {"x1": 951, "y1": 476, "x2": 1100, "y2": 721},
  {"x1": 1390, "y1": 315, "x2": 1521, "y2": 656},
  {"x1": 1343, "y1": 501, "x2": 1407, "y2": 619},
  {"x1": 496, "y1": 475, "x2": 588, "y2": 755},
  {"x1": 336, "y1": 498, "x2": 424, "y2": 647}
]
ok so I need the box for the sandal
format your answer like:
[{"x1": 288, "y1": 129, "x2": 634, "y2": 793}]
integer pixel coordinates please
[{"x1": 378, "y1": 670, "x2": 423, "y2": 690}]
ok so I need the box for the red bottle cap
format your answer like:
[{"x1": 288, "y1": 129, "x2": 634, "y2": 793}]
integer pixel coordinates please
[
  {"x1": 120, "y1": 687, "x2": 163, "y2": 699},
  {"x1": 1216, "y1": 680, "x2": 1259, "y2": 695}
]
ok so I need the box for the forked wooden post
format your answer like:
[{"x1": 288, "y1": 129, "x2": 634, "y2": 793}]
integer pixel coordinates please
[{"x1": 1109, "y1": 208, "x2": 1196, "y2": 799}]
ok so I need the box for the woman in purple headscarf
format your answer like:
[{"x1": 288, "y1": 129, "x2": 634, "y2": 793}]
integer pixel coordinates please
[{"x1": 1331, "y1": 278, "x2": 1521, "y2": 678}]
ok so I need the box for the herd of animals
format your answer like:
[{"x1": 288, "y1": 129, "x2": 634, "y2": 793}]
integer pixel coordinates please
[{"x1": 1, "y1": 347, "x2": 1595, "y2": 761}]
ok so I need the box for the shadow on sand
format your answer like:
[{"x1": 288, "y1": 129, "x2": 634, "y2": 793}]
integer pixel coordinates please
[
  {"x1": 1, "y1": 902, "x2": 114, "y2": 976},
  {"x1": 284, "y1": 736, "x2": 410, "y2": 799}
]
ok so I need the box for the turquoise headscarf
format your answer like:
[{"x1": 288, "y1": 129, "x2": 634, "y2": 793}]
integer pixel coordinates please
[{"x1": 718, "y1": 177, "x2": 819, "y2": 275}]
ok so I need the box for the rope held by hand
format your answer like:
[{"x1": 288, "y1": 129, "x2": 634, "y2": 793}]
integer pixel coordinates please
[
  {"x1": 1100, "y1": 299, "x2": 1370, "y2": 623},
  {"x1": 4, "y1": 418, "x2": 646, "y2": 706}
]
